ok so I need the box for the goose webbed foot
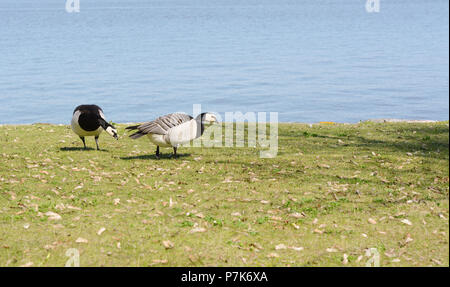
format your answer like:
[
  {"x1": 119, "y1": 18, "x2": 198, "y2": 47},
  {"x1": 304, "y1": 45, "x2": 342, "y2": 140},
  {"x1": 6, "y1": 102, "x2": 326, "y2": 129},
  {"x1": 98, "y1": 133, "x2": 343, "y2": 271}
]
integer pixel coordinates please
[{"x1": 173, "y1": 147, "x2": 178, "y2": 158}]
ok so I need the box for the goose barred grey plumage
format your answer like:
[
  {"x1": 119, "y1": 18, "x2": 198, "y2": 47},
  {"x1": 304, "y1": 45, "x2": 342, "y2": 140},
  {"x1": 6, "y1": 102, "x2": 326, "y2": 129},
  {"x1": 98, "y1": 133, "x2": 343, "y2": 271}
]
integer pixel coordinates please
[
  {"x1": 127, "y1": 113, "x2": 193, "y2": 139},
  {"x1": 126, "y1": 112, "x2": 217, "y2": 158}
]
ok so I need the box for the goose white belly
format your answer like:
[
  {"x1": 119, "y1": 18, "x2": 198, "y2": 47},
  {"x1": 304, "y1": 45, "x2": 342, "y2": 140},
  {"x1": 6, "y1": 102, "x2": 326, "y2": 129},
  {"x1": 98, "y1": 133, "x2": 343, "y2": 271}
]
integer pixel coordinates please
[
  {"x1": 147, "y1": 120, "x2": 198, "y2": 147},
  {"x1": 147, "y1": 134, "x2": 172, "y2": 147},
  {"x1": 71, "y1": 112, "x2": 103, "y2": 137}
]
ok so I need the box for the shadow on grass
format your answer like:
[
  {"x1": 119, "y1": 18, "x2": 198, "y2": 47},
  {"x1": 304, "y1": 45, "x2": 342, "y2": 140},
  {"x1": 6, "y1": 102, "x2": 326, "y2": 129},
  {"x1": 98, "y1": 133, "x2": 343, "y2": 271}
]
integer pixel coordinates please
[
  {"x1": 292, "y1": 124, "x2": 449, "y2": 160},
  {"x1": 121, "y1": 153, "x2": 191, "y2": 160},
  {"x1": 349, "y1": 128, "x2": 449, "y2": 160},
  {"x1": 59, "y1": 147, "x2": 108, "y2": 152}
]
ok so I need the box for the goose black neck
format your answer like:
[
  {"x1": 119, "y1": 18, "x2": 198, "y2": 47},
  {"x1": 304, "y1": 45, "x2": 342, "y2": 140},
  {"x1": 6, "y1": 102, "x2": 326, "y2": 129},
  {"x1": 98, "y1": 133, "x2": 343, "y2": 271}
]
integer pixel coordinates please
[
  {"x1": 195, "y1": 113, "x2": 206, "y2": 136},
  {"x1": 98, "y1": 118, "x2": 114, "y2": 131}
]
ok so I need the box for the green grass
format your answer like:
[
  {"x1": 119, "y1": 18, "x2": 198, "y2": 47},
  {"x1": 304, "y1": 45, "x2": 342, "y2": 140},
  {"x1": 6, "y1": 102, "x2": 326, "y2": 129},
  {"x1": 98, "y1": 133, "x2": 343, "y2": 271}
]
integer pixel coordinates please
[{"x1": 0, "y1": 121, "x2": 448, "y2": 267}]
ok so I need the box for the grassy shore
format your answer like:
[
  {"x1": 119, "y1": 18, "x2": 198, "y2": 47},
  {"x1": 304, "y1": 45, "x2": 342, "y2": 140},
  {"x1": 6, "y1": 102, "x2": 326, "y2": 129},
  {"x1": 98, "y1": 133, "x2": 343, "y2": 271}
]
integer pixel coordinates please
[{"x1": 0, "y1": 121, "x2": 448, "y2": 267}]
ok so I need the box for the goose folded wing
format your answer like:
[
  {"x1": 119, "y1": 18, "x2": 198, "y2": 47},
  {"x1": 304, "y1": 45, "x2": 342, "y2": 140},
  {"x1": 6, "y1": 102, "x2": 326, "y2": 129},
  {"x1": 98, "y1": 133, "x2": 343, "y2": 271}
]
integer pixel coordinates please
[{"x1": 137, "y1": 113, "x2": 193, "y2": 135}]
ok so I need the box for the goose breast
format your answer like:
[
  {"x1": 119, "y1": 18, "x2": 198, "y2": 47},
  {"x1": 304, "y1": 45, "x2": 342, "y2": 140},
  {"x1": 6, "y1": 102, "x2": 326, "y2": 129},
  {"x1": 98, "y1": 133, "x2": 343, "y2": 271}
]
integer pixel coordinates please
[{"x1": 167, "y1": 120, "x2": 198, "y2": 147}]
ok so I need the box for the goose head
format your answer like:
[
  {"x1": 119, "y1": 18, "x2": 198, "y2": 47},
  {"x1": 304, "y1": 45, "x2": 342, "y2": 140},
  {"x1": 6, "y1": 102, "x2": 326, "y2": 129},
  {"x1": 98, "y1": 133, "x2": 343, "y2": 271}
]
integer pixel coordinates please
[
  {"x1": 106, "y1": 125, "x2": 119, "y2": 140},
  {"x1": 198, "y1": 112, "x2": 218, "y2": 125}
]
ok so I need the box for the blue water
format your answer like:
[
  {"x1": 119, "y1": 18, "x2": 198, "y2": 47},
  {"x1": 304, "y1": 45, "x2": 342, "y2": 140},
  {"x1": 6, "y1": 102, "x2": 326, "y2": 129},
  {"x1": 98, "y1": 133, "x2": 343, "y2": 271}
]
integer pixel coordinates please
[{"x1": 0, "y1": 0, "x2": 448, "y2": 124}]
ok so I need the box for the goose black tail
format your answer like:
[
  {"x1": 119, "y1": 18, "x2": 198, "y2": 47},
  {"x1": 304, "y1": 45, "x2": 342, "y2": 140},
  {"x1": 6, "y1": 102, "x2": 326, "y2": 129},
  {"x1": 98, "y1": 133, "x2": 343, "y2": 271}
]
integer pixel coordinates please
[
  {"x1": 129, "y1": 132, "x2": 145, "y2": 139},
  {"x1": 126, "y1": 125, "x2": 140, "y2": 130},
  {"x1": 126, "y1": 124, "x2": 145, "y2": 139}
]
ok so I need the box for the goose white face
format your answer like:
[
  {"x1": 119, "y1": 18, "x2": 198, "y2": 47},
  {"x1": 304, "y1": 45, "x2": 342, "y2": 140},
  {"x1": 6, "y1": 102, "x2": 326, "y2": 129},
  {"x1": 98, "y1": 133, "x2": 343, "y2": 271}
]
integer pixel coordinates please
[
  {"x1": 203, "y1": 113, "x2": 218, "y2": 125},
  {"x1": 106, "y1": 126, "x2": 119, "y2": 139}
]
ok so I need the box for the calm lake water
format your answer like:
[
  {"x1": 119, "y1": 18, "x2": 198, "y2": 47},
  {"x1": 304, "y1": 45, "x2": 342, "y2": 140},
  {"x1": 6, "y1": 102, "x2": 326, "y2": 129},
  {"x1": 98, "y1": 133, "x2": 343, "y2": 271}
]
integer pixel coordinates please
[{"x1": 0, "y1": 0, "x2": 448, "y2": 124}]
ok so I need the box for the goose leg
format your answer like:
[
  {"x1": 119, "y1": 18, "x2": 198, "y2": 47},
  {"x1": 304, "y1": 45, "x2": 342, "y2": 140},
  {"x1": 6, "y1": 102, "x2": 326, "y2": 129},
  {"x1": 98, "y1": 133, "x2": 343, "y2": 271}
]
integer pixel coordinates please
[
  {"x1": 155, "y1": 146, "x2": 160, "y2": 159},
  {"x1": 95, "y1": 136, "x2": 100, "y2": 150},
  {"x1": 173, "y1": 147, "x2": 177, "y2": 158},
  {"x1": 80, "y1": 136, "x2": 86, "y2": 149}
]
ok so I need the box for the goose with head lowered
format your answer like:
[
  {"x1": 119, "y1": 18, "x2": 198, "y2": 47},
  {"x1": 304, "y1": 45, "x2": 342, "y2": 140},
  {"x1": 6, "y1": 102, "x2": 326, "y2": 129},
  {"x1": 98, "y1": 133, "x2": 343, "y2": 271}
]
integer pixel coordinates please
[
  {"x1": 126, "y1": 112, "x2": 218, "y2": 158},
  {"x1": 71, "y1": 105, "x2": 118, "y2": 150}
]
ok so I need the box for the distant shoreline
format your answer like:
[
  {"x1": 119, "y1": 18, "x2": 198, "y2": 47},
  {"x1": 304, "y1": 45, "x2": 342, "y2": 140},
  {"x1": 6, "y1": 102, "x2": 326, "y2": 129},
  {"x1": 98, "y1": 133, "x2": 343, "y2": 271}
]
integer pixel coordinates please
[{"x1": 0, "y1": 119, "x2": 447, "y2": 126}]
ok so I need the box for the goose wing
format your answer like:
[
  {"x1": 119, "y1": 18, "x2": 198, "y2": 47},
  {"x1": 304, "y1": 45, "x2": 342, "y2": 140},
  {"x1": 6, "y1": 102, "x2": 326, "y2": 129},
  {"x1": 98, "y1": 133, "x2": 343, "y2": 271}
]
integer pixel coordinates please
[{"x1": 127, "y1": 113, "x2": 193, "y2": 138}]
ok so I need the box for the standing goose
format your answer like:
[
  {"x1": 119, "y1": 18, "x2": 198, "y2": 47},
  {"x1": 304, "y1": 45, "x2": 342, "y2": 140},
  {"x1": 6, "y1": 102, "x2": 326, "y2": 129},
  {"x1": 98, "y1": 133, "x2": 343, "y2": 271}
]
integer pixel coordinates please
[
  {"x1": 71, "y1": 105, "x2": 118, "y2": 150},
  {"x1": 126, "y1": 112, "x2": 217, "y2": 158}
]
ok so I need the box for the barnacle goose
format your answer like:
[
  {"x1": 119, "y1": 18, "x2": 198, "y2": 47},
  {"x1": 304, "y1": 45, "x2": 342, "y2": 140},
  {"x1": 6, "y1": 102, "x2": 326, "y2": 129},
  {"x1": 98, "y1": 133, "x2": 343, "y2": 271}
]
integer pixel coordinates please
[
  {"x1": 126, "y1": 112, "x2": 217, "y2": 158},
  {"x1": 71, "y1": 105, "x2": 118, "y2": 150}
]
